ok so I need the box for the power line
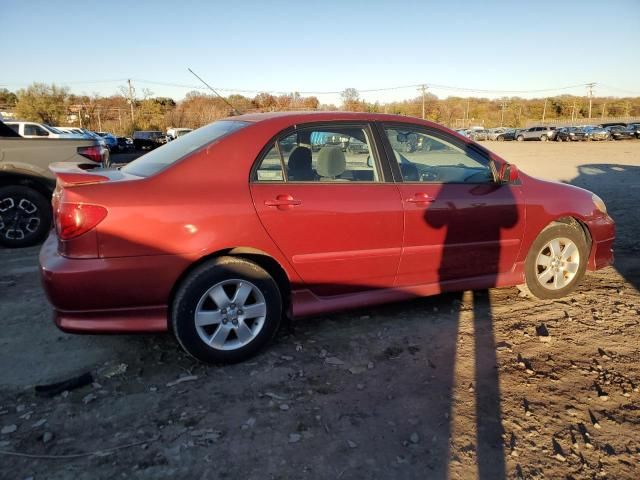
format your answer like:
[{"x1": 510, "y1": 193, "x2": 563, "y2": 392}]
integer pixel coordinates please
[{"x1": 5, "y1": 78, "x2": 638, "y2": 98}]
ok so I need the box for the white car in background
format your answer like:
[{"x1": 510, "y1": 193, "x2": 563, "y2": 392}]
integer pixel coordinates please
[
  {"x1": 5, "y1": 121, "x2": 83, "y2": 139},
  {"x1": 167, "y1": 127, "x2": 193, "y2": 140}
]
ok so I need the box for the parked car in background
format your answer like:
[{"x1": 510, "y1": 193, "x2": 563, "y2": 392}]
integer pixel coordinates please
[
  {"x1": 133, "y1": 130, "x2": 167, "y2": 150},
  {"x1": 5, "y1": 121, "x2": 82, "y2": 139},
  {"x1": 555, "y1": 127, "x2": 588, "y2": 142},
  {"x1": 488, "y1": 128, "x2": 517, "y2": 141},
  {"x1": 40, "y1": 112, "x2": 615, "y2": 364},
  {"x1": 0, "y1": 120, "x2": 109, "y2": 247},
  {"x1": 626, "y1": 123, "x2": 640, "y2": 139},
  {"x1": 56, "y1": 127, "x2": 85, "y2": 135},
  {"x1": 599, "y1": 122, "x2": 627, "y2": 128},
  {"x1": 96, "y1": 132, "x2": 118, "y2": 151},
  {"x1": 582, "y1": 126, "x2": 610, "y2": 141},
  {"x1": 516, "y1": 126, "x2": 557, "y2": 142},
  {"x1": 466, "y1": 129, "x2": 491, "y2": 141},
  {"x1": 606, "y1": 125, "x2": 635, "y2": 140},
  {"x1": 167, "y1": 128, "x2": 193, "y2": 140},
  {"x1": 347, "y1": 138, "x2": 369, "y2": 154},
  {"x1": 116, "y1": 137, "x2": 134, "y2": 152}
]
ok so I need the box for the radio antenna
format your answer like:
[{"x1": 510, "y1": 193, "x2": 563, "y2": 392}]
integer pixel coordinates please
[{"x1": 187, "y1": 68, "x2": 242, "y2": 116}]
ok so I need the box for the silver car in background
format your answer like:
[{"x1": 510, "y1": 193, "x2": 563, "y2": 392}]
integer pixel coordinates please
[{"x1": 516, "y1": 126, "x2": 557, "y2": 142}]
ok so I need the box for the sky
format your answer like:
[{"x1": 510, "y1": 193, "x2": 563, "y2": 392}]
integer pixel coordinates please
[{"x1": 2, "y1": 0, "x2": 640, "y2": 105}]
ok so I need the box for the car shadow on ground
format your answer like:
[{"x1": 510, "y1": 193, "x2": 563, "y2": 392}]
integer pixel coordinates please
[{"x1": 567, "y1": 163, "x2": 640, "y2": 291}]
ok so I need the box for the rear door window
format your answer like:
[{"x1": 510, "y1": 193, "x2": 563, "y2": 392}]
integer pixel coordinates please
[{"x1": 253, "y1": 125, "x2": 380, "y2": 183}]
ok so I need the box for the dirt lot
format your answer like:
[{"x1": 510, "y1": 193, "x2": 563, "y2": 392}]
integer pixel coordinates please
[{"x1": 1, "y1": 141, "x2": 639, "y2": 479}]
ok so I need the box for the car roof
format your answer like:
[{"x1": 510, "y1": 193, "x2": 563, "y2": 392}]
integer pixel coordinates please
[{"x1": 225, "y1": 111, "x2": 446, "y2": 129}]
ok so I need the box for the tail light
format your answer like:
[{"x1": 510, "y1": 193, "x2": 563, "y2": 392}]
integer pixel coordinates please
[
  {"x1": 55, "y1": 203, "x2": 107, "y2": 240},
  {"x1": 77, "y1": 145, "x2": 107, "y2": 163}
]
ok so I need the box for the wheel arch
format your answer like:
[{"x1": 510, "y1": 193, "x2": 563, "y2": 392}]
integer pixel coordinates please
[
  {"x1": 168, "y1": 247, "x2": 292, "y2": 330},
  {"x1": 0, "y1": 172, "x2": 55, "y2": 200},
  {"x1": 546, "y1": 216, "x2": 592, "y2": 249}
]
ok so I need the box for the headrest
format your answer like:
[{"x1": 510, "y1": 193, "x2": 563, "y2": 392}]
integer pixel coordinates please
[
  {"x1": 316, "y1": 146, "x2": 346, "y2": 178},
  {"x1": 288, "y1": 146, "x2": 312, "y2": 170}
]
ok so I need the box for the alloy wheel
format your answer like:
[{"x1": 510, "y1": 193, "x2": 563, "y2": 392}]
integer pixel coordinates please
[
  {"x1": 535, "y1": 237, "x2": 580, "y2": 290},
  {"x1": 194, "y1": 279, "x2": 267, "y2": 351},
  {"x1": 0, "y1": 196, "x2": 41, "y2": 241}
]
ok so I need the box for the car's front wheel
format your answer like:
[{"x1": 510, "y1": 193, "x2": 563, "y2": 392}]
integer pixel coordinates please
[
  {"x1": 524, "y1": 223, "x2": 588, "y2": 300},
  {"x1": 172, "y1": 256, "x2": 282, "y2": 363},
  {"x1": 517, "y1": 135, "x2": 524, "y2": 141},
  {"x1": 0, "y1": 185, "x2": 52, "y2": 248}
]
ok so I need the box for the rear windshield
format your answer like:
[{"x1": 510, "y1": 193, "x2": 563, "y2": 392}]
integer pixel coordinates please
[{"x1": 123, "y1": 120, "x2": 249, "y2": 177}]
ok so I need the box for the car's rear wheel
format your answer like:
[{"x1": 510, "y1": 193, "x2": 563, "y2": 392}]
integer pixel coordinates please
[
  {"x1": 172, "y1": 256, "x2": 282, "y2": 363},
  {"x1": 517, "y1": 135, "x2": 524, "y2": 141},
  {"x1": 0, "y1": 185, "x2": 51, "y2": 248},
  {"x1": 540, "y1": 134, "x2": 548, "y2": 142},
  {"x1": 524, "y1": 223, "x2": 588, "y2": 300},
  {"x1": 497, "y1": 136, "x2": 504, "y2": 142}
]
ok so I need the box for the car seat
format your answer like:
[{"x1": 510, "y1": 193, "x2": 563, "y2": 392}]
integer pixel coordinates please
[
  {"x1": 317, "y1": 146, "x2": 347, "y2": 181},
  {"x1": 287, "y1": 146, "x2": 315, "y2": 181}
]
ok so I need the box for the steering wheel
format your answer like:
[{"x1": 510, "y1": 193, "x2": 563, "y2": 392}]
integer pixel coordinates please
[{"x1": 419, "y1": 167, "x2": 440, "y2": 182}]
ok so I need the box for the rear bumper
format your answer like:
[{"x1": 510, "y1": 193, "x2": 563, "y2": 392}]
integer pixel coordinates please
[
  {"x1": 39, "y1": 232, "x2": 192, "y2": 333},
  {"x1": 586, "y1": 214, "x2": 615, "y2": 271}
]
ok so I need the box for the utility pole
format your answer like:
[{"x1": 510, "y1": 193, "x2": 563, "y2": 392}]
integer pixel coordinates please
[
  {"x1": 499, "y1": 100, "x2": 508, "y2": 127},
  {"x1": 571, "y1": 100, "x2": 576, "y2": 122},
  {"x1": 542, "y1": 98, "x2": 547, "y2": 122},
  {"x1": 97, "y1": 109, "x2": 102, "y2": 132},
  {"x1": 465, "y1": 99, "x2": 470, "y2": 127},
  {"x1": 601, "y1": 103, "x2": 606, "y2": 120},
  {"x1": 118, "y1": 108, "x2": 122, "y2": 130},
  {"x1": 127, "y1": 79, "x2": 135, "y2": 123},
  {"x1": 418, "y1": 84, "x2": 428, "y2": 119},
  {"x1": 586, "y1": 82, "x2": 595, "y2": 119},
  {"x1": 78, "y1": 106, "x2": 83, "y2": 128}
]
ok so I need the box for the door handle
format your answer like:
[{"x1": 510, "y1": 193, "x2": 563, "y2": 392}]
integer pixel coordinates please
[
  {"x1": 406, "y1": 193, "x2": 435, "y2": 204},
  {"x1": 264, "y1": 194, "x2": 302, "y2": 208}
]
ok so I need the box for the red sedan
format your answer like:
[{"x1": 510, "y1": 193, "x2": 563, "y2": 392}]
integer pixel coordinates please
[{"x1": 40, "y1": 112, "x2": 615, "y2": 363}]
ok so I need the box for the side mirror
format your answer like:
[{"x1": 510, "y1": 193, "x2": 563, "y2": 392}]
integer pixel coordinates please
[{"x1": 500, "y1": 163, "x2": 519, "y2": 183}]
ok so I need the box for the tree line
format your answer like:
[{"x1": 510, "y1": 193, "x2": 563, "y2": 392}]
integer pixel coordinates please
[{"x1": 1, "y1": 83, "x2": 639, "y2": 136}]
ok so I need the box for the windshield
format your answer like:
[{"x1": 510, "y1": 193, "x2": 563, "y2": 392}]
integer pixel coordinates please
[{"x1": 123, "y1": 120, "x2": 249, "y2": 177}]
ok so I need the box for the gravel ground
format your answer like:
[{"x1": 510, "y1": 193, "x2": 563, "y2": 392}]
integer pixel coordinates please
[{"x1": 0, "y1": 141, "x2": 639, "y2": 479}]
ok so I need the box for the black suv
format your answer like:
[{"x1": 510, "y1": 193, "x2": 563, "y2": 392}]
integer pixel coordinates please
[{"x1": 133, "y1": 131, "x2": 167, "y2": 150}]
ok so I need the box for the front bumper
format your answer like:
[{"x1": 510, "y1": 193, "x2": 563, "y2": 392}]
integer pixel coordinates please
[
  {"x1": 39, "y1": 232, "x2": 192, "y2": 333},
  {"x1": 585, "y1": 214, "x2": 615, "y2": 271}
]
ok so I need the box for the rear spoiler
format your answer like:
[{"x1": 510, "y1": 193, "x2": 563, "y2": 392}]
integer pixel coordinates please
[{"x1": 49, "y1": 162, "x2": 111, "y2": 186}]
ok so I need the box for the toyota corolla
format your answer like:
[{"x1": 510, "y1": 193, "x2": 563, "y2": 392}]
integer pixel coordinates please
[{"x1": 40, "y1": 112, "x2": 615, "y2": 363}]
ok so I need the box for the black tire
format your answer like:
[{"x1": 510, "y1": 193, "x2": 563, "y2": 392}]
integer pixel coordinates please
[
  {"x1": 516, "y1": 135, "x2": 524, "y2": 141},
  {"x1": 497, "y1": 136, "x2": 504, "y2": 142},
  {"x1": 171, "y1": 256, "x2": 283, "y2": 364},
  {"x1": 524, "y1": 223, "x2": 588, "y2": 300},
  {"x1": 540, "y1": 134, "x2": 548, "y2": 142},
  {"x1": 556, "y1": 135, "x2": 562, "y2": 142},
  {"x1": 0, "y1": 185, "x2": 52, "y2": 248}
]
